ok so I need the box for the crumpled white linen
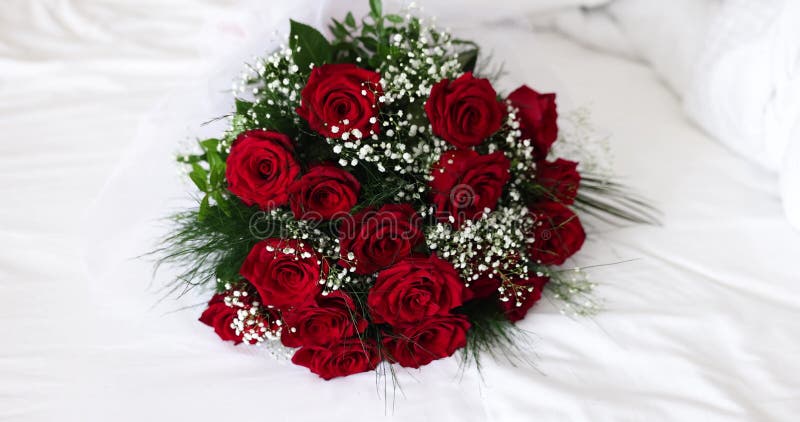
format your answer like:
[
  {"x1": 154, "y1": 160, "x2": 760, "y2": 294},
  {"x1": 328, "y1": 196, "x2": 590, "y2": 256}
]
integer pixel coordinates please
[{"x1": 529, "y1": 0, "x2": 800, "y2": 229}]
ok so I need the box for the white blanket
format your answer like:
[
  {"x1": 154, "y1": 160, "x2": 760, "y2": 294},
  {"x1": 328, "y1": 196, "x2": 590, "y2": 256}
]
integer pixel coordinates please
[
  {"x1": 3, "y1": 1, "x2": 800, "y2": 421},
  {"x1": 530, "y1": 0, "x2": 800, "y2": 228}
]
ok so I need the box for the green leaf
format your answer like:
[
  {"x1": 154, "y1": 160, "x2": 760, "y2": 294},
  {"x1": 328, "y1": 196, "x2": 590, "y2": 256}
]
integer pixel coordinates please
[
  {"x1": 199, "y1": 138, "x2": 219, "y2": 152},
  {"x1": 189, "y1": 163, "x2": 208, "y2": 192},
  {"x1": 289, "y1": 19, "x2": 332, "y2": 70},
  {"x1": 369, "y1": 0, "x2": 382, "y2": 18},
  {"x1": 198, "y1": 195, "x2": 210, "y2": 221},
  {"x1": 234, "y1": 99, "x2": 252, "y2": 115},
  {"x1": 329, "y1": 19, "x2": 348, "y2": 39},
  {"x1": 385, "y1": 14, "x2": 403, "y2": 24},
  {"x1": 361, "y1": 23, "x2": 375, "y2": 37},
  {"x1": 177, "y1": 154, "x2": 202, "y2": 164},
  {"x1": 344, "y1": 12, "x2": 356, "y2": 28},
  {"x1": 207, "y1": 150, "x2": 225, "y2": 188},
  {"x1": 211, "y1": 191, "x2": 232, "y2": 217},
  {"x1": 457, "y1": 48, "x2": 479, "y2": 72},
  {"x1": 358, "y1": 36, "x2": 378, "y2": 51}
]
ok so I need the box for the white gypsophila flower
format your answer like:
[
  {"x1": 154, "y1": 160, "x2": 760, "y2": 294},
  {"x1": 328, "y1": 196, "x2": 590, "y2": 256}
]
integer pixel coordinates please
[
  {"x1": 425, "y1": 205, "x2": 534, "y2": 293},
  {"x1": 549, "y1": 107, "x2": 613, "y2": 179}
]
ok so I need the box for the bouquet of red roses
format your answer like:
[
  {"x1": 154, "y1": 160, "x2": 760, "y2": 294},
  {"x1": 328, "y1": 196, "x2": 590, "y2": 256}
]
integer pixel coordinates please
[{"x1": 159, "y1": 0, "x2": 655, "y2": 380}]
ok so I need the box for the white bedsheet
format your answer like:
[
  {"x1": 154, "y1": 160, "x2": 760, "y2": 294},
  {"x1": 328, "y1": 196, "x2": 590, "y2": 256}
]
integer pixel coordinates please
[
  {"x1": 530, "y1": 0, "x2": 800, "y2": 228},
  {"x1": 2, "y1": 1, "x2": 800, "y2": 421}
]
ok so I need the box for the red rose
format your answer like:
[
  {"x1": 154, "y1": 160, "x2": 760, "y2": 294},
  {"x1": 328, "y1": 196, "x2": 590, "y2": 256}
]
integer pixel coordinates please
[
  {"x1": 296, "y1": 63, "x2": 383, "y2": 139},
  {"x1": 508, "y1": 85, "x2": 558, "y2": 160},
  {"x1": 467, "y1": 275, "x2": 501, "y2": 300},
  {"x1": 292, "y1": 339, "x2": 381, "y2": 380},
  {"x1": 536, "y1": 158, "x2": 580, "y2": 205},
  {"x1": 383, "y1": 315, "x2": 470, "y2": 368},
  {"x1": 199, "y1": 294, "x2": 243, "y2": 344},
  {"x1": 430, "y1": 150, "x2": 510, "y2": 228},
  {"x1": 498, "y1": 275, "x2": 550, "y2": 322},
  {"x1": 240, "y1": 238, "x2": 327, "y2": 309},
  {"x1": 528, "y1": 202, "x2": 585, "y2": 265},
  {"x1": 368, "y1": 255, "x2": 467, "y2": 325},
  {"x1": 281, "y1": 290, "x2": 368, "y2": 348},
  {"x1": 288, "y1": 164, "x2": 360, "y2": 221},
  {"x1": 225, "y1": 130, "x2": 300, "y2": 209},
  {"x1": 338, "y1": 203, "x2": 424, "y2": 275},
  {"x1": 425, "y1": 72, "x2": 504, "y2": 149}
]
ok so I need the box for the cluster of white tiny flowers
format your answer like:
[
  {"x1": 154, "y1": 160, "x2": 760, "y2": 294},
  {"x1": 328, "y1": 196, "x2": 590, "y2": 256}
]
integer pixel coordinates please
[
  {"x1": 225, "y1": 45, "x2": 304, "y2": 152},
  {"x1": 320, "y1": 265, "x2": 373, "y2": 295},
  {"x1": 549, "y1": 107, "x2": 613, "y2": 178},
  {"x1": 546, "y1": 268, "x2": 601, "y2": 316},
  {"x1": 425, "y1": 205, "x2": 534, "y2": 289},
  {"x1": 380, "y1": 22, "x2": 463, "y2": 104},
  {"x1": 248, "y1": 208, "x2": 339, "y2": 258},
  {"x1": 223, "y1": 283, "x2": 282, "y2": 343},
  {"x1": 413, "y1": 134, "x2": 449, "y2": 181},
  {"x1": 497, "y1": 103, "x2": 539, "y2": 183}
]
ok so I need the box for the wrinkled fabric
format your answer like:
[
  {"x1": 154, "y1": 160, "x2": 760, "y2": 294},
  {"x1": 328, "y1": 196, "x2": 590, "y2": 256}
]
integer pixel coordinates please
[
  {"x1": 529, "y1": 0, "x2": 800, "y2": 228},
  {"x1": 2, "y1": 1, "x2": 800, "y2": 421}
]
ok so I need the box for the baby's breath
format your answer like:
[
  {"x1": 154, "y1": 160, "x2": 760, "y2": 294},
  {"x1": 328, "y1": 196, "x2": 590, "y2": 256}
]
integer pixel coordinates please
[{"x1": 426, "y1": 205, "x2": 534, "y2": 290}]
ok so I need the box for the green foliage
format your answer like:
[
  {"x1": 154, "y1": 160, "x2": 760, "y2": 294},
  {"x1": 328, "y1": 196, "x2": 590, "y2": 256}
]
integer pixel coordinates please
[
  {"x1": 458, "y1": 300, "x2": 533, "y2": 370},
  {"x1": 369, "y1": 0, "x2": 382, "y2": 19},
  {"x1": 290, "y1": 19, "x2": 333, "y2": 69},
  {"x1": 345, "y1": 12, "x2": 356, "y2": 28},
  {"x1": 457, "y1": 48, "x2": 479, "y2": 73},
  {"x1": 178, "y1": 138, "x2": 230, "y2": 220},
  {"x1": 574, "y1": 174, "x2": 661, "y2": 225},
  {"x1": 154, "y1": 199, "x2": 261, "y2": 294}
]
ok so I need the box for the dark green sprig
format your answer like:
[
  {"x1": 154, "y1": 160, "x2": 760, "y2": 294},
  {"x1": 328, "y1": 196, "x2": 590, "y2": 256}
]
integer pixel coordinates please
[
  {"x1": 153, "y1": 200, "x2": 262, "y2": 295},
  {"x1": 458, "y1": 300, "x2": 535, "y2": 371},
  {"x1": 574, "y1": 174, "x2": 661, "y2": 226},
  {"x1": 177, "y1": 138, "x2": 230, "y2": 220}
]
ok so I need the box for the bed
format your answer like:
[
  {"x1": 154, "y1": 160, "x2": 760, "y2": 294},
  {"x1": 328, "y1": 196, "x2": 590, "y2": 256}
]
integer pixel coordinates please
[{"x1": 2, "y1": 1, "x2": 799, "y2": 421}]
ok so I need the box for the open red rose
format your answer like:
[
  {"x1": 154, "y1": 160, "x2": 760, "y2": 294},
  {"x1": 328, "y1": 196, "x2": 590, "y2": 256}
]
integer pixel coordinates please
[
  {"x1": 430, "y1": 149, "x2": 510, "y2": 228},
  {"x1": 536, "y1": 158, "x2": 580, "y2": 205},
  {"x1": 508, "y1": 85, "x2": 558, "y2": 160},
  {"x1": 292, "y1": 338, "x2": 381, "y2": 380},
  {"x1": 296, "y1": 63, "x2": 383, "y2": 139},
  {"x1": 281, "y1": 290, "x2": 368, "y2": 348},
  {"x1": 338, "y1": 203, "x2": 424, "y2": 275},
  {"x1": 498, "y1": 275, "x2": 550, "y2": 322},
  {"x1": 368, "y1": 254, "x2": 467, "y2": 326},
  {"x1": 528, "y1": 202, "x2": 585, "y2": 265},
  {"x1": 288, "y1": 164, "x2": 360, "y2": 221},
  {"x1": 240, "y1": 238, "x2": 327, "y2": 309},
  {"x1": 383, "y1": 315, "x2": 470, "y2": 368},
  {"x1": 425, "y1": 72, "x2": 504, "y2": 149},
  {"x1": 199, "y1": 294, "x2": 243, "y2": 344},
  {"x1": 225, "y1": 130, "x2": 300, "y2": 210}
]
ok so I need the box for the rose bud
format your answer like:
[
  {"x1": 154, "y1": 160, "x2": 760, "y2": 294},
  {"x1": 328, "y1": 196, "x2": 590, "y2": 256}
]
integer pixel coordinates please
[{"x1": 508, "y1": 85, "x2": 558, "y2": 160}]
